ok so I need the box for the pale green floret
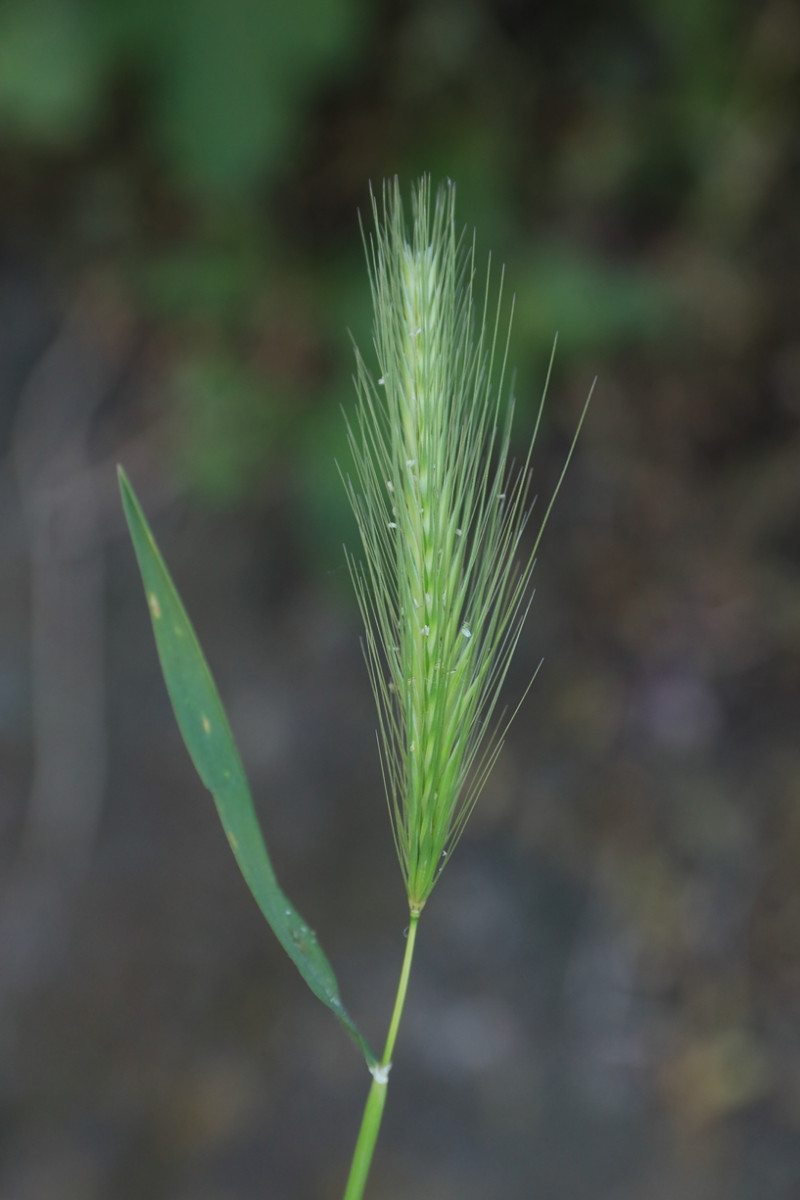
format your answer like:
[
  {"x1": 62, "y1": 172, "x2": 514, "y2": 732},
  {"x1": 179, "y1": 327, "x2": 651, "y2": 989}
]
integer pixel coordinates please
[{"x1": 345, "y1": 177, "x2": 589, "y2": 912}]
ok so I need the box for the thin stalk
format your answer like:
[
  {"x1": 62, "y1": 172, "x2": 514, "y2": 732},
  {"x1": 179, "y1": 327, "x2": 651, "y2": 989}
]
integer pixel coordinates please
[{"x1": 342, "y1": 912, "x2": 420, "y2": 1200}]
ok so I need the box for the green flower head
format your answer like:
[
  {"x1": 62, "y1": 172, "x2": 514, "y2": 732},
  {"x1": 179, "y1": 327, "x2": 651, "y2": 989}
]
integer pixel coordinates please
[{"x1": 344, "y1": 177, "x2": 588, "y2": 913}]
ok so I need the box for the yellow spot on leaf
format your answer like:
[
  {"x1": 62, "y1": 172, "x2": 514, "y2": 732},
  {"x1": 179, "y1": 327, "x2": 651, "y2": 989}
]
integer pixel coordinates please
[
  {"x1": 201, "y1": 715, "x2": 211, "y2": 734},
  {"x1": 228, "y1": 832, "x2": 239, "y2": 852},
  {"x1": 149, "y1": 593, "x2": 162, "y2": 619}
]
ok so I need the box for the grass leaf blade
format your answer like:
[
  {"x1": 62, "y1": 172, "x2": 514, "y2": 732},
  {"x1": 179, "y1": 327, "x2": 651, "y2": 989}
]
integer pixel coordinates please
[{"x1": 118, "y1": 467, "x2": 377, "y2": 1069}]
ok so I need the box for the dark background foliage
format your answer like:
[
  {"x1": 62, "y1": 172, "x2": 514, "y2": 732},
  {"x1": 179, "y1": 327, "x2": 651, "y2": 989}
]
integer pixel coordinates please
[{"x1": 1, "y1": 1, "x2": 799, "y2": 1197}]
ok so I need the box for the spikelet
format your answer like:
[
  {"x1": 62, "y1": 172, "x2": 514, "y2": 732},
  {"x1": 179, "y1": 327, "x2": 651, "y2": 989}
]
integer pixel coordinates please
[{"x1": 344, "y1": 178, "x2": 588, "y2": 912}]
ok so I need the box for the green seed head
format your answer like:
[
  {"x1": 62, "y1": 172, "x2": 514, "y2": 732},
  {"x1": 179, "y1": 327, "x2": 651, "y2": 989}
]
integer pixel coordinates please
[{"x1": 344, "y1": 178, "x2": 587, "y2": 913}]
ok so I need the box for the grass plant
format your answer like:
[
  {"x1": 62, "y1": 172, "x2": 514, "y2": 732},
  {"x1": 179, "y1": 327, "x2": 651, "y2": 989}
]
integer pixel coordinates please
[{"x1": 119, "y1": 176, "x2": 590, "y2": 1199}]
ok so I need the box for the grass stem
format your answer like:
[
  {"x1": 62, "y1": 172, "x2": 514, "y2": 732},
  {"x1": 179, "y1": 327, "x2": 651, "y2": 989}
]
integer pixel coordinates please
[{"x1": 342, "y1": 912, "x2": 419, "y2": 1200}]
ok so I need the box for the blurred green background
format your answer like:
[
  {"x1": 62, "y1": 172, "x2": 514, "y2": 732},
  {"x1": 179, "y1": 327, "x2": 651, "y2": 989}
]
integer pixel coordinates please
[{"x1": 1, "y1": 1, "x2": 799, "y2": 1197}]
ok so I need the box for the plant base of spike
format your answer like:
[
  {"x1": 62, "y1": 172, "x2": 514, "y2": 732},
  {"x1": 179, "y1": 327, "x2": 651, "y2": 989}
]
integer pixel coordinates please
[{"x1": 342, "y1": 913, "x2": 419, "y2": 1200}]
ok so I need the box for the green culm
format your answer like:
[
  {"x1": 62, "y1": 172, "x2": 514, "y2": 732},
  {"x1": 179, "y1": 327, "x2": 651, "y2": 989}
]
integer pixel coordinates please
[{"x1": 119, "y1": 176, "x2": 591, "y2": 1200}]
